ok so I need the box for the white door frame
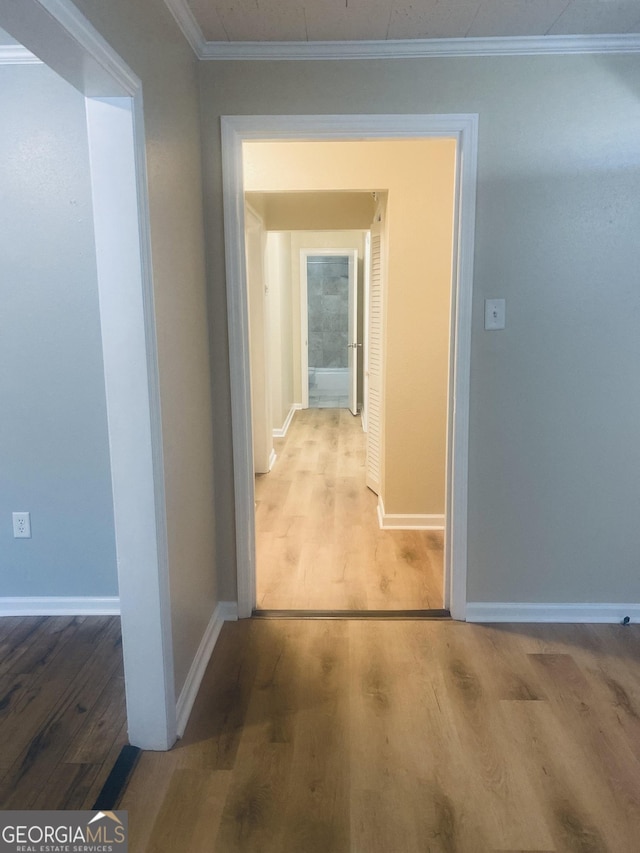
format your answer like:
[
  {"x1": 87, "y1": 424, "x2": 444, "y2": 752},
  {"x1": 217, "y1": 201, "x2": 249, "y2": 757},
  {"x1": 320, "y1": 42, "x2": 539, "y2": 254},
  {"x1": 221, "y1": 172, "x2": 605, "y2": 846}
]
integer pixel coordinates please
[
  {"x1": 299, "y1": 248, "x2": 358, "y2": 411},
  {"x1": 221, "y1": 114, "x2": 478, "y2": 621},
  {"x1": 1, "y1": 0, "x2": 177, "y2": 749}
]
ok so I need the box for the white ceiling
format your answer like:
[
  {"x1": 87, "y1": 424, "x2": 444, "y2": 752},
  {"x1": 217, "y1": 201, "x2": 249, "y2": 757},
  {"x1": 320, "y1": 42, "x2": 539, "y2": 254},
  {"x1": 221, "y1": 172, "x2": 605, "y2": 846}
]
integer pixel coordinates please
[{"x1": 186, "y1": 0, "x2": 640, "y2": 42}]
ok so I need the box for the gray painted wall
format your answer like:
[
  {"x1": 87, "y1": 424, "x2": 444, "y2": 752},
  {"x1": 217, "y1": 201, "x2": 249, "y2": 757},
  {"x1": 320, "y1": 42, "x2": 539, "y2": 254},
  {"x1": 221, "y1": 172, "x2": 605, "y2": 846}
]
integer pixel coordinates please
[
  {"x1": 199, "y1": 54, "x2": 640, "y2": 605},
  {"x1": 0, "y1": 63, "x2": 116, "y2": 597},
  {"x1": 70, "y1": 0, "x2": 219, "y2": 694}
]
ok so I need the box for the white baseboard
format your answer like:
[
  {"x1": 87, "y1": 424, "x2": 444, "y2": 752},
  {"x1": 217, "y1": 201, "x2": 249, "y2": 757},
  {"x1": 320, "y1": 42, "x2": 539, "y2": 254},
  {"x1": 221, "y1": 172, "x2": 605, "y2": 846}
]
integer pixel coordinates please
[
  {"x1": 268, "y1": 449, "x2": 277, "y2": 471},
  {"x1": 377, "y1": 497, "x2": 444, "y2": 530},
  {"x1": 466, "y1": 602, "x2": 640, "y2": 624},
  {"x1": 0, "y1": 596, "x2": 121, "y2": 616},
  {"x1": 273, "y1": 403, "x2": 301, "y2": 438},
  {"x1": 176, "y1": 600, "x2": 238, "y2": 737}
]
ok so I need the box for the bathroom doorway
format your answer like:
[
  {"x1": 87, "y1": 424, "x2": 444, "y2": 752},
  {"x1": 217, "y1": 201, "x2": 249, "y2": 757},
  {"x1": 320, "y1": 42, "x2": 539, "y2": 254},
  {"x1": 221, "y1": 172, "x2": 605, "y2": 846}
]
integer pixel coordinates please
[{"x1": 300, "y1": 249, "x2": 359, "y2": 414}]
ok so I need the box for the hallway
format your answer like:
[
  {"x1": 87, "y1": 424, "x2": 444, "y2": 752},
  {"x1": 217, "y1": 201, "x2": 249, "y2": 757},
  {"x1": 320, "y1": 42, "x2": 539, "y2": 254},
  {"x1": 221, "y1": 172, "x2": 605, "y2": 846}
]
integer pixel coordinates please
[{"x1": 255, "y1": 408, "x2": 443, "y2": 611}]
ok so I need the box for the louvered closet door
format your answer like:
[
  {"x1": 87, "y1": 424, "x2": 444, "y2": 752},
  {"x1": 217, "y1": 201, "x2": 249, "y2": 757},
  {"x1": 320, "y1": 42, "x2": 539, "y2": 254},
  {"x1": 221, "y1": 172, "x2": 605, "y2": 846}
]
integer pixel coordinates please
[{"x1": 366, "y1": 226, "x2": 383, "y2": 494}]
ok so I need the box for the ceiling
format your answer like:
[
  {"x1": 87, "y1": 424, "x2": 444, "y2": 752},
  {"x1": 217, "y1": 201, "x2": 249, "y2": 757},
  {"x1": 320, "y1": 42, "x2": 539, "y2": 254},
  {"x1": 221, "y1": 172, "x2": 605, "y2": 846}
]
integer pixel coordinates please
[{"x1": 186, "y1": 0, "x2": 640, "y2": 42}]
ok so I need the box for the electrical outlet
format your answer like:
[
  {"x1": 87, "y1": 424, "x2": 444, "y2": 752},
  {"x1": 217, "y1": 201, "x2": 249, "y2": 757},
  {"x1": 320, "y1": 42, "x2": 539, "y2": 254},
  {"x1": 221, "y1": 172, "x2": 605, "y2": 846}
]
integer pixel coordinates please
[{"x1": 13, "y1": 512, "x2": 31, "y2": 539}]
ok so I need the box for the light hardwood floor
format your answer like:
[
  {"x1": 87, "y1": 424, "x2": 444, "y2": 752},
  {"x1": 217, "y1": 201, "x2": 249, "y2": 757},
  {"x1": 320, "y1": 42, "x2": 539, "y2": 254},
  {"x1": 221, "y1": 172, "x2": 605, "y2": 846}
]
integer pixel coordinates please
[
  {"x1": 0, "y1": 615, "x2": 127, "y2": 809},
  {"x1": 122, "y1": 617, "x2": 640, "y2": 852},
  {"x1": 255, "y1": 408, "x2": 443, "y2": 610}
]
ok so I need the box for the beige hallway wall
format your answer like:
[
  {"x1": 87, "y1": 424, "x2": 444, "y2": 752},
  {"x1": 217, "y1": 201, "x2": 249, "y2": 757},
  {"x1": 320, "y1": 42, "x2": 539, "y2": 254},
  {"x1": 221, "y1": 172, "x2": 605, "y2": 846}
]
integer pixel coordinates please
[
  {"x1": 245, "y1": 204, "x2": 272, "y2": 473},
  {"x1": 244, "y1": 140, "x2": 456, "y2": 516},
  {"x1": 265, "y1": 231, "x2": 295, "y2": 432},
  {"x1": 246, "y1": 191, "x2": 376, "y2": 231}
]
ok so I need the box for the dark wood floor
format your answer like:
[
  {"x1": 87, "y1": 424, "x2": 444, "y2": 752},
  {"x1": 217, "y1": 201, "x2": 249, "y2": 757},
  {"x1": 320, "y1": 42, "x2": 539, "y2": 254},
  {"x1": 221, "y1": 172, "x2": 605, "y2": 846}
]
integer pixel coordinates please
[
  {"x1": 0, "y1": 614, "x2": 127, "y2": 809},
  {"x1": 122, "y1": 617, "x2": 640, "y2": 851}
]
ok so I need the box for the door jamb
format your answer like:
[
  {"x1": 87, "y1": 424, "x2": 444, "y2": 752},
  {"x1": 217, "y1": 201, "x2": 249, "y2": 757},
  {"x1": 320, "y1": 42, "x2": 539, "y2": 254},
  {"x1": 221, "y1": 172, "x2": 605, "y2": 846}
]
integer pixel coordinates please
[{"x1": 221, "y1": 114, "x2": 478, "y2": 621}]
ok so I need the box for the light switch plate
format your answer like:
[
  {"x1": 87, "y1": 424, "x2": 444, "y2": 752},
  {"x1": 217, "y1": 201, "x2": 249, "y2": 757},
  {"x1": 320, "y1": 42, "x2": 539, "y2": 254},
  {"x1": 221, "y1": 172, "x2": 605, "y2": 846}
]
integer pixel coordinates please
[{"x1": 485, "y1": 298, "x2": 506, "y2": 330}]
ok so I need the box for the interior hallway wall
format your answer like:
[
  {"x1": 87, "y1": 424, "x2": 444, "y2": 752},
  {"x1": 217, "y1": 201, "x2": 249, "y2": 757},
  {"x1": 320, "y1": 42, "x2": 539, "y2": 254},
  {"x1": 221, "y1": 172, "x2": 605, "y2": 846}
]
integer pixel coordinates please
[
  {"x1": 199, "y1": 53, "x2": 640, "y2": 606},
  {"x1": 61, "y1": 0, "x2": 219, "y2": 695},
  {"x1": 246, "y1": 191, "x2": 376, "y2": 231},
  {"x1": 0, "y1": 62, "x2": 116, "y2": 597},
  {"x1": 245, "y1": 203, "x2": 271, "y2": 473},
  {"x1": 265, "y1": 231, "x2": 294, "y2": 433}
]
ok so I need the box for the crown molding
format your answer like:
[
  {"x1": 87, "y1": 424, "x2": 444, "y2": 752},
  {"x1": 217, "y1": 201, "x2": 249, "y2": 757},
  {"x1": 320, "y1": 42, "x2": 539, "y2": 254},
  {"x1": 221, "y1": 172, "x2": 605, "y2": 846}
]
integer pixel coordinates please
[
  {"x1": 0, "y1": 45, "x2": 42, "y2": 64},
  {"x1": 199, "y1": 33, "x2": 640, "y2": 61},
  {"x1": 16, "y1": 0, "x2": 141, "y2": 96},
  {"x1": 160, "y1": 0, "x2": 640, "y2": 60},
  {"x1": 163, "y1": 0, "x2": 206, "y2": 56}
]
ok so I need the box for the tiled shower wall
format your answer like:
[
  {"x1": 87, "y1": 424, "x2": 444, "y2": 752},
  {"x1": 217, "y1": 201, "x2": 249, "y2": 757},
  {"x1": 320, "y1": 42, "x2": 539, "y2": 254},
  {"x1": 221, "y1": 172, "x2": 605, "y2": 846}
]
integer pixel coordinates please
[{"x1": 307, "y1": 255, "x2": 349, "y2": 368}]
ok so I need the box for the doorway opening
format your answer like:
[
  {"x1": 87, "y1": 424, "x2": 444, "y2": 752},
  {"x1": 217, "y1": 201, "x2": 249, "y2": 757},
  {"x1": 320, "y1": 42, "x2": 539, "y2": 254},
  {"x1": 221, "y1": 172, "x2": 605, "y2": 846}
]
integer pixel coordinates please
[
  {"x1": 0, "y1": 1, "x2": 176, "y2": 751},
  {"x1": 221, "y1": 115, "x2": 478, "y2": 621},
  {"x1": 302, "y1": 250, "x2": 358, "y2": 413},
  {"x1": 245, "y1": 164, "x2": 448, "y2": 613}
]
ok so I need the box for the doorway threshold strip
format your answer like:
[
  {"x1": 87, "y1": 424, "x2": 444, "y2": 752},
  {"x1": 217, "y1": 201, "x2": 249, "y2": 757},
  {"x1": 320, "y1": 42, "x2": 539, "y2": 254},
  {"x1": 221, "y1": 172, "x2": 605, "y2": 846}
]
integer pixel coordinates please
[
  {"x1": 92, "y1": 744, "x2": 141, "y2": 810},
  {"x1": 252, "y1": 608, "x2": 451, "y2": 620}
]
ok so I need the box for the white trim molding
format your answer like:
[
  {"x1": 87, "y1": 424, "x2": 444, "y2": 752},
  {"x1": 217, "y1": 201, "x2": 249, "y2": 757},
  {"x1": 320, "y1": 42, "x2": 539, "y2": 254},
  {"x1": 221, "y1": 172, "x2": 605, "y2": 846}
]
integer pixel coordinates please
[
  {"x1": 0, "y1": 45, "x2": 42, "y2": 64},
  {"x1": 175, "y1": 601, "x2": 238, "y2": 737},
  {"x1": 221, "y1": 113, "x2": 477, "y2": 621},
  {"x1": 160, "y1": 0, "x2": 640, "y2": 61},
  {"x1": 0, "y1": 596, "x2": 120, "y2": 616},
  {"x1": 273, "y1": 403, "x2": 301, "y2": 439},
  {"x1": 200, "y1": 33, "x2": 640, "y2": 61},
  {"x1": 268, "y1": 448, "x2": 277, "y2": 471},
  {"x1": 85, "y1": 93, "x2": 176, "y2": 751},
  {"x1": 377, "y1": 498, "x2": 444, "y2": 531},
  {"x1": 162, "y1": 0, "x2": 206, "y2": 57},
  {"x1": 13, "y1": 0, "x2": 142, "y2": 95},
  {"x1": 466, "y1": 602, "x2": 640, "y2": 624}
]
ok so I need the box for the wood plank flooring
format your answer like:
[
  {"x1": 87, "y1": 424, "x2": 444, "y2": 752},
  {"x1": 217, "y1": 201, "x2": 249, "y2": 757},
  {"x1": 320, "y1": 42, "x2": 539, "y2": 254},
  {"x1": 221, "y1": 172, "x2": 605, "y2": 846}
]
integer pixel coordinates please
[
  {"x1": 0, "y1": 614, "x2": 127, "y2": 809},
  {"x1": 121, "y1": 618, "x2": 640, "y2": 852},
  {"x1": 255, "y1": 408, "x2": 443, "y2": 610}
]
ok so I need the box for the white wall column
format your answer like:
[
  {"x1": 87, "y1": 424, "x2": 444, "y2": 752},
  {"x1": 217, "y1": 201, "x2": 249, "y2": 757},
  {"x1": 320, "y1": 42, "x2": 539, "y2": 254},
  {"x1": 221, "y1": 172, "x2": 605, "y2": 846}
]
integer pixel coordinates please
[{"x1": 86, "y1": 96, "x2": 176, "y2": 750}]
